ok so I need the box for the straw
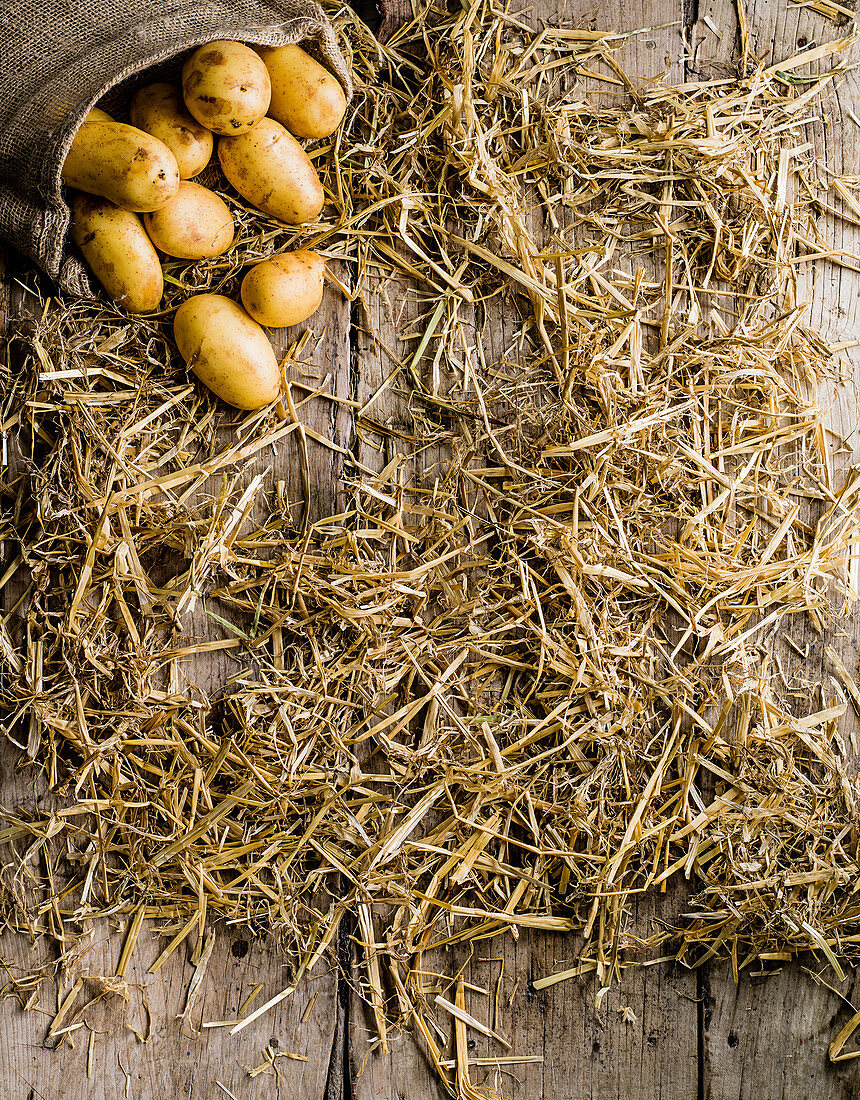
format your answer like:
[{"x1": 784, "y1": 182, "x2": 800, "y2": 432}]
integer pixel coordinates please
[{"x1": 2, "y1": 5, "x2": 860, "y2": 1097}]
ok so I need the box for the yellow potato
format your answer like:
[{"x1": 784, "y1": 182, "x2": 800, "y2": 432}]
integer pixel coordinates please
[
  {"x1": 143, "y1": 181, "x2": 234, "y2": 259},
  {"x1": 86, "y1": 107, "x2": 114, "y2": 122},
  {"x1": 218, "y1": 118, "x2": 323, "y2": 224},
  {"x1": 130, "y1": 83, "x2": 214, "y2": 179},
  {"x1": 63, "y1": 121, "x2": 179, "y2": 211},
  {"x1": 257, "y1": 44, "x2": 346, "y2": 139},
  {"x1": 240, "y1": 250, "x2": 325, "y2": 328},
  {"x1": 70, "y1": 192, "x2": 163, "y2": 313},
  {"x1": 182, "y1": 41, "x2": 270, "y2": 136},
  {"x1": 174, "y1": 294, "x2": 280, "y2": 409}
]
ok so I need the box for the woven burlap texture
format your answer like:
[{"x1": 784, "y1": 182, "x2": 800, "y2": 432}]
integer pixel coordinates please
[{"x1": 0, "y1": 0, "x2": 352, "y2": 296}]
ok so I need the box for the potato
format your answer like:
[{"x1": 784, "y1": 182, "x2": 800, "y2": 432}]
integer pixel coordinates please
[
  {"x1": 143, "y1": 181, "x2": 234, "y2": 259},
  {"x1": 86, "y1": 107, "x2": 114, "y2": 123},
  {"x1": 174, "y1": 294, "x2": 280, "y2": 409},
  {"x1": 182, "y1": 41, "x2": 270, "y2": 136},
  {"x1": 63, "y1": 121, "x2": 179, "y2": 211},
  {"x1": 130, "y1": 83, "x2": 214, "y2": 179},
  {"x1": 70, "y1": 192, "x2": 163, "y2": 313},
  {"x1": 257, "y1": 44, "x2": 346, "y2": 139},
  {"x1": 240, "y1": 250, "x2": 325, "y2": 328},
  {"x1": 218, "y1": 118, "x2": 323, "y2": 224}
]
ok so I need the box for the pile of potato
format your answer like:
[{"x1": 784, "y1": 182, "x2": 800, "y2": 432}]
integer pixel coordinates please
[{"x1": 62, "y1": 40, "x2": 345, "y2": 409}]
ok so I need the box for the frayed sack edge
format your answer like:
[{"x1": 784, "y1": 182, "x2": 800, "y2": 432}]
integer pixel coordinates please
[{"x1": 9, "y1": 7, "x2": 352, "y2": 297}]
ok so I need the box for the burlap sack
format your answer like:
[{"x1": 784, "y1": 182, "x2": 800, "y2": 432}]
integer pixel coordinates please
[{"x1": 0, "y1": 0, "x2": 352, "y2": 296}]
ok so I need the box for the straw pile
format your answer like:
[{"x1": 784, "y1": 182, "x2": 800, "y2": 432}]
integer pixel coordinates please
[{"x1": 2, "y1": 2, "x2": 860, "y2": 1093}]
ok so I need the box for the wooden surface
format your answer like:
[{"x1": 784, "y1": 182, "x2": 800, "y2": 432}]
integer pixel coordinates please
[{"x1": 4, "y1": 1, "x2": 860, "y2": 1097}]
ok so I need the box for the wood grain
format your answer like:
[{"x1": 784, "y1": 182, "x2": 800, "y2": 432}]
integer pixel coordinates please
[
  {"x1": 5, "y1": 0, "x2": 860, "y2": 1095},
  {"x1": 689, "y1": 3, "x2": 860, "y2": 1097},
  {"x1": 0, "y1": 914, "x2": 339, "y2": 1100},
  {"x1": 348, "y1": 7, "x2": 700, "y2": 1099},
  {"x1": 0, "y1": 246, "x2": 348, "y2": 1098},
  {"x1": 347, "y1": 1, "x2": 860, "y2": 1098}
]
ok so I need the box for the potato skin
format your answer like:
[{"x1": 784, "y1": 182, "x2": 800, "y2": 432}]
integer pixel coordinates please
[
  {"x1": 70, "y1": 192, "x2": 163, "y2": 313},
  {"x1": 63, "y1": 121, "x2": 180, "y2": 211},
  {"x1": 143, "y1": 181, "x2": 234, "y2": 259},
  {"x1": 218, "y1": 118, "x2": 324, "y2": 224},
  {"x1": 130, "y1": 83, "x2": 214, "y2": 179},
  {"x1": 182, "y1": 41, "x2": 270, "y2": 136},
  {"x1": 174, "y1": 294, "x2": 280, "y2": 409},
  {"x1": 86, "y1": 107, "x2": 114, "y2": 123},
  {"x1": 257, "y1": 44, "x2": 346, "y2": 139},
  {"x1": 240, "y1": 250, "x2": 325, "y2": 328}
]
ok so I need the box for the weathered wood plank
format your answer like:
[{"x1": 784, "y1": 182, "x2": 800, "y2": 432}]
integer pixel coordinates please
[
  {"x1": 1, "y1": 915, "x2": 338, "y2": 1100},
  {"x1": 0, "y1": 232, "x2": 349, "y2": 1095},
  {"x1": 347, "y1": 6, "x2": 701, "y2": 1098},
  {"x1": 702, "y1": 962, "x2": 860, "y2": 1100},
  {"x1": 689, "y1": 4, "x2": 860, "y2": 1098}
]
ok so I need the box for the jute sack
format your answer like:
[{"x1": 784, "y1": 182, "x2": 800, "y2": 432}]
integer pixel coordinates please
[{"x1": 0, "y1": 0, "x2": 352, "y2": 296}]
